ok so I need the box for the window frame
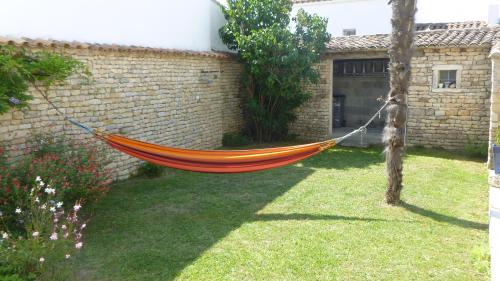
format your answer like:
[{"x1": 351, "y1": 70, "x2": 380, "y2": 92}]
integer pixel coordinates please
[{"x1": 432, "y1": 65, "x2": 463, "y2": 92}]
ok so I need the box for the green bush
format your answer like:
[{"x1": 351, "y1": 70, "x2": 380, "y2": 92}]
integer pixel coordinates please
[
  {"x1": 464, "y1": 137, "x2": 488, "y2": 159},
  {"x1": 219, "y1": 0, "x2": 330, "y2": 141},
  {"x1": 222, "y1": 132, "x2": 251, "y2": 147},
  {"x1": 136, "y1": 162, "x2": 165, "y2": 178},
  {"x1": 0, "y1": 46, "x2": 88, "y2": 115},
  {"x1": 0, "y1": 135, "x2": 111, "y2": 229}
]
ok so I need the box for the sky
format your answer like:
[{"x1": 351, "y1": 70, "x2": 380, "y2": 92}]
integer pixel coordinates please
[{"x1": 416, "y1": 0, "x2": 499, "y2": 23}]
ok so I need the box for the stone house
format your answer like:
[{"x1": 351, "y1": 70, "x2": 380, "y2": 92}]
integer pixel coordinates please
[{"x1": 292, "y1": 22, "x2": 500, "y2": 150}]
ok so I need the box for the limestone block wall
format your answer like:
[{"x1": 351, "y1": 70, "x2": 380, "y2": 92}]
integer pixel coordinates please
[
  {"x1": 489, "y1": 43, "x2": 500, "y2": 168},
  {"x1": 0, "y1": 46, "x2": 243, "y2": 179},
  {"x1": 289, "y1": 58, "x2": 333, "y2": 141},
  {"x1": 407, "y1": 47, "x2": 491, "y2": 149}
]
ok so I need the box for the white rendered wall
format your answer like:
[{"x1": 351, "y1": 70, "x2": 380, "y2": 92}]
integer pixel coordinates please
[
  {"x1": 292, "y1": 0, "x2": 392, "y2": 37},
  {"x1": 0, "y1": 0, "x2": 213, "y2": 51},
  {"x1": 210, "y1": 1, "x2": 231, "y2": 52}
]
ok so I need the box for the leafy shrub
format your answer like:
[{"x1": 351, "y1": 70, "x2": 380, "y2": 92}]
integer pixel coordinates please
[
  {"x1": 220, "y1": 0, "x2": 331, "y2": 141},
  {"x1": 464, "y1": 137, "x2": 488, "y2": 159},
  {"x1": 0, "y1": 46, "x2": 89, "y2": 115},
  {"x1": 0, "y1": 135, "x2": 110, "y2": 227},
  {"x1": 222, "y1": 132, "x2": 251, "y2": 147},
  {"x1": 0, "y1": 178, "x2": 86, "y2": 281},
  {"x1": 136, "y1": 162, "x2": 165, "y2": 178}
]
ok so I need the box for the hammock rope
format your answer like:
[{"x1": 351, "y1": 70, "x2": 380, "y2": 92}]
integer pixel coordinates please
[{"x1": 29, "y1": 93, "x2": 390, "y2": 173}]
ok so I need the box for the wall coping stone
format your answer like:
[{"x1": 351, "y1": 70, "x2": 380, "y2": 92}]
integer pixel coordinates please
[{"x1": 0, "y1": 36, "x2": 235, "y2": 59}]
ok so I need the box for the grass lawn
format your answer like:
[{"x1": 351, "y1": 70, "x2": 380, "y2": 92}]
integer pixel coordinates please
[{"x1": 72, "y1": 146, "x2": 489, "y2": 281}]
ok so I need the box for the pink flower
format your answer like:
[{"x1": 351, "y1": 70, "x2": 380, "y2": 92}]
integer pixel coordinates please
[
  {"x1": 50, "y1": 233, "x2": 58, "y2": 240},
  {"x1": 73, "y1": 204, "x2": 81, "y2": 212},
  {"x1": 75, "y1": 242, "x2": 83, "y2": 249}
]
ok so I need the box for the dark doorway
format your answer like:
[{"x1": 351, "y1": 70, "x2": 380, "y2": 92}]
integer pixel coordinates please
[{"x1": 332, "y1": 58, "x2": 389, "y2": 146}]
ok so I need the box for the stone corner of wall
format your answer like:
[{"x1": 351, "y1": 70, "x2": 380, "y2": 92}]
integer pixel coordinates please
[{"x1": 489, "y1": 169, "x2": 500, "y2": 188}]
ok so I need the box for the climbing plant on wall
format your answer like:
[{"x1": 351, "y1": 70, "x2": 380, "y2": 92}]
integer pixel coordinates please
[
  {"x1": 219, "y1": 0, "x2": 330, "y2": 142},
  {"x1": 0, "y1": 45, "x2": 88, "y2": 115}
]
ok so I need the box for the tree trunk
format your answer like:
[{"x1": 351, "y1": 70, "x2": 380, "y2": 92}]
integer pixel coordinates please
[{"x1": 384, "y1": 0, "x2": 417, "y2": 205}]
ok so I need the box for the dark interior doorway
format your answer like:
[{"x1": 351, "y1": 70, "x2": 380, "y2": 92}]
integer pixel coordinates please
[
  {"x1": 332, "y1": 58, "x2": 389, "y2": 129},
  {"x1": 332, "y1": 58, "x2": 389, "y2": 146}
]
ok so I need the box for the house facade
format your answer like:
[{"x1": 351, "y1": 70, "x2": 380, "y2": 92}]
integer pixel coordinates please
[{"x1": 291, "y1": 22, "x2": 499, "y2": 150}]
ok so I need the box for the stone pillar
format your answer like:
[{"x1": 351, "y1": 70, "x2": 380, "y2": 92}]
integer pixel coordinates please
[
  {"x1": 489, "y1": 42, "x2": 500, "y2": 281},
  {"x1": 489, "y1": 172, "x2": 500, "y2": 281},
  {"x1": 488, "y1": 42, "x2": 500, "y2": 169}
]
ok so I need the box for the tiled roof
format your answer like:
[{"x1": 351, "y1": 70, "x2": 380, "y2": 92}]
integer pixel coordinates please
[
  {"x1": 327, "y1": 26, "x2": 500, "y2": 52},
  {"x1": 416, "y1": 21, "x2": 488, "y2": 31},
  {"x1": 0, "y1": 36, "x2": 232, "y2": 58}
]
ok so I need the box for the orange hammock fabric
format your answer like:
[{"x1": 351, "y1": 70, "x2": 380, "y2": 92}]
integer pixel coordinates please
[{"x1": 100, "y1": 134, "x2": 336, "y2": 173}]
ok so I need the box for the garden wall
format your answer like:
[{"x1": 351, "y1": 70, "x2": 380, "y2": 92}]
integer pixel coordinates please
[
  {"x1": 407, "y1": 47, "x2": 491, "y2": 150},
  {"x1": 289, "y1": 58, "x2": 333, "y2": 141},
  {"x1": 296, "y1": 48, "x2": 491, "y2": 149},
  {"x1": 0, "y1": 43, "x2": 243, "y2": 179}
]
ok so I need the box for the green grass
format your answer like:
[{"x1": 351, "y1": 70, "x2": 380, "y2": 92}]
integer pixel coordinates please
[{"x1": 72, "y1": 146, "x2": 489, "y2": 281}]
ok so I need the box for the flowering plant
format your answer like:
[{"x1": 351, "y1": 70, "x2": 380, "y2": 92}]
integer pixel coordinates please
[
  {"x1": 0, "y1": 135, "x2": 110, "y2": 228},
  {"x1": 0, "y1": 177, "x2": 86, "y2": 280}
]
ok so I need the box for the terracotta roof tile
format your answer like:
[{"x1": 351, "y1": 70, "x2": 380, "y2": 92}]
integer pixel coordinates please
[
  {"x1": 416, "y1": 21, "x2": 488, "y2": 31},
  {"x1": 327, "y1": 26, "x2": 500, "y2": 52},
  {"x1": 0, "y1": 36, "x2": 233, "y2": 58}
]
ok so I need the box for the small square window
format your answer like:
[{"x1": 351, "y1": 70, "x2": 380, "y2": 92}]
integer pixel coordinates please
[
  {"x1": 343, "y1": 29, "x2": 356, "y2": 36},
  {"x1": 438, "y1": 70, "x2": 457, "y2": 88}
]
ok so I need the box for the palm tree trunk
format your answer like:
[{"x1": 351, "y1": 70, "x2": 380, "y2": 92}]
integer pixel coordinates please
[{"x1": 384, "y1": 0, "x2": 417, "y2": 205}]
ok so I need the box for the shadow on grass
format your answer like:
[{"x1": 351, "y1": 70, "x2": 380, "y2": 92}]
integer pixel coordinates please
[
  {"x1": 400, "y1": 201, "x2": 488, "y2": 230},
  {"x1": 301, "y1": 146, "x2": 385, "y2": 170},
  {"x1": 75, "y1": 164, "x2": 319, "y2": 280},
  {"x1": 253, "y1": 213, "x2": 387, "y2": 222}
]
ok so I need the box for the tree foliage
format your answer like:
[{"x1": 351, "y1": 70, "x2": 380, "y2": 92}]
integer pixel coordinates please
[
  {"x1": 220, "y1": 0, "x2": 330, "y2": 141},
  {"x1": 0, "y1": 46, "x2": 88, "y2": 115}
]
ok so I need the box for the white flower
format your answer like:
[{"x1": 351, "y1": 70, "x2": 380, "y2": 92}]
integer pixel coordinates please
[
  {"x1": 35, "y1": 176, "x2": 41, "y2": 182},
  {"x1": 44, "y1": 187, "x2": 55, "y2": 195},
  {"x1": 64, "y1": 232, "x2": 69, "y2": 238},
  {"x1": 35, "y1": 197, "x2": 40, "y2": 203},
  {"x1": 40, "y1": 204, "x2": 47, "y2": 210},
  {"x1": 39, "y1": 257, "x2": 45, "y2": 263},
  {"x1": 75, "y1": 242, "x2": 83, "y2": 249},
  {"x1": 65, "y1": 254, "x2": 71, "y2": 259},
  {"x1": 2, "y1": 232, "x2": 8, "y2": 239},
  {"x1": 73, "y1": 204, "x2": 81, "y2": 212},
  {"x1": 39, "y1": 181, "x2": 45, "y2": 187},
  {"x1": 0, "y1": 211, "x2": 3, "y2": 217},
  {"x1": 49, "y1": 207, "x2": 56, "y2": 213},
  {"x1": 81, "y1": 224, "x2": 86, "y2": 229},
  {"x1": 50, "y1": 233, "x2": 58, "y2": 240},
  {"x1": 32, "y1": 231, "x2": 39, "y2": 237},
  {"x1": 56, "y1": 202, "x2": 63, "y2": 208},
  {"x1": 15, "y1": 208, "x2": 21, "y2": 214},
  {"x1": 61, "y1": 225, "x2": 67, "y2": 230}
]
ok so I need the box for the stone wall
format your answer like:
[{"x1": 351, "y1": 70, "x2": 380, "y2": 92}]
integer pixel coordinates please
[
  {"x1": 294, "y1": 48, "x2": 492, "y2": 149},
  {"x1": 0, "y1": 46, "x2": 243, "y2": 179},
  {"x1": 489, "y1": 43, "x2": 500, "y2": 168},
  {"x1": 289, "y1": 58, "x2": 333, "y2": 141},
  {"x1": 407, "y1": 47, "x2": 491, "y2": 149}
]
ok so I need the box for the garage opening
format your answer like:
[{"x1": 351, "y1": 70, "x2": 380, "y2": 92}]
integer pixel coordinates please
[{"x1": 332, "y1": 58, "x2": 389, "y2": 146}]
